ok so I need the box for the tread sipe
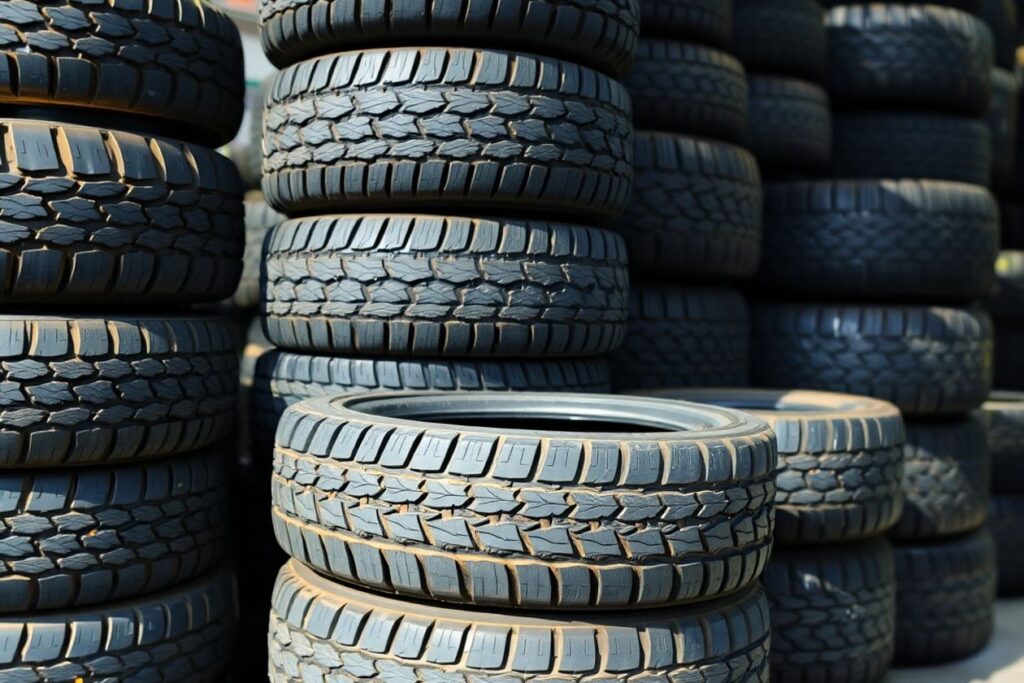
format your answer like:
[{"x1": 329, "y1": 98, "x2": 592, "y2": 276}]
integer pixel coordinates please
[
  {"x1": 746, "y1": 75, "x2": 832, "y2": 172},
  {"x1": 262, "y1": 48, "x2": 633, "y2": 221},
  {"x1": 271, "y1": 392, "x2": 777, "y2": 610},
  {"x1": 640, "y1": 0, "x2": 733, "y2": 46},
  {"x1": 0, "y1": 0, "x2": 244, "y2": 147},
  {"x1": 984, "y1": 392, "x2": 1024, "y2": 493},
  {"x1": 0, "y1": 314, "x2": 238, "y2": 467},
  {"x1": 0, "y1": 119, "x2": 244, "y2": 304},
  {"x1": 733, "y1": 0, "x2": 826, "y2": 81}
]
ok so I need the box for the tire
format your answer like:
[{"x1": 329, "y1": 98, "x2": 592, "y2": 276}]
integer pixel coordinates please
[
  {"x1": 619, "y1": 132, "x2": 762, "y2": 279},
  {"x1": 990, "y1": 495, "x2": 1024, "y2": 594},
  {"x1": 610, "y1": 285, "x2": 751, "y2": 391},
  {"x1": 763, "y1": 538, "x2": 896, "y2": 683},
  {"x1": 272, "y1": 392, "x2": 777, "y2": 609},
  {"x1": 893, "y1": 528, "x2": 996, "y2": 665},
  {"x1": 760, "y1": 179, "x2": 999, "y2": 300},
  {"x1": 645, "y1": 389, "x2": 905, "y2": 544},
  {"x1": 990, "y1": 250, "x2": 1024, "y2": 317},
  {"x1": 832, "y1": 111, "x2": 992, "y2": 186},
  {"x1": 0, "y1": 314, "x2": 238, "y2": 467},
  {"x1": 988, "y1": 67, "x2": 1020, "y2": 190},
  {"x1": 262, "y1": 215, "x2": 629, "y2": 357},
  {"x1": 270, "y1": 560, "x2": 770, "y2": 681},
  {"x1": 732, "y1": 0, "x2": 826, "y2": 81},
  {"x1": 825, "y1": 4, "x2": 994, "y2": 116},
  {"x1": 0, "y1": 119, "x2": 244, "y2": 304},
  {"x1": 641, "y1": 0, "x2": 733, "y2": 46},
  {"x1": 625, "y1": 39, "x2": 748, "y2": 143},
  {"x1": 981, "y1": 0, "x2": 1018, "y2": 68},
  {"x1": 995, "y1": 317, "x2": 1024, "y2": 389},
  {"x1": 0, "y1": 450, "x2": 228, "y2": 613},
  {"x1": 753, "y1": 303, "x2": 994, "y2": 416},
  {"x1": 262, "y1": 48, "x2": 633, "y2": 221},
  {"x1": 892, "y1": 415, "x2": 991, "y2": 540},
  {"x1": 0, "y1": 0, "x2": 244, "y2": 147},
  {"x1": 746, "y1": 75, "x2": 832, "y2": 172},
  {"x1": 0, "y1": 569, "x2": 236, "y2": 681},
  {"x1": 986, "y1": 392, "x2": 1024, "y2": 492},
  {"x1": 226, "y1": 193, "x2": 285, "y2": 310}
]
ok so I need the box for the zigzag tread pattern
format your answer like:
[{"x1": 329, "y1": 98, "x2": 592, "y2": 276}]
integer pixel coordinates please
[{"x1": 746, "y1": 75, "x2": 831, "y2": 171}]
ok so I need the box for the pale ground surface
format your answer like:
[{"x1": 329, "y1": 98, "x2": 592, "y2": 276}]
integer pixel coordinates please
[{"x1": 887, "y1": 599, "x2": 1024, "y2": 682}]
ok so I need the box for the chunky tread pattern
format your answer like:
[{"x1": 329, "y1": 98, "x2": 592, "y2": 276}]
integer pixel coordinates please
[
  {"x1": 753, "y1": 303, "x2": 994, "y2": 416},
  {"x1": 985, "y1": 392, "x2": 1024, "y2": 492},
  {"x1": 262, "y1": 48, "x2": 633, "y2": 221},
  {"x1": 764, "y1": 538, "x2": 896, "y2": 683},
  {"x1": 990, "y1": 495, "x2": 1024, "y2": 595},
  {"x1": 611, "y1": 285, "x2": 750, "y2": 391},
  {"x1": 262, "y1": 215, "x2": 629, "y2": 357},
  {"x1": 620, "y1": 132, "x2": 762, "y2": 279},
  {"x1": 0, "y1": 0, "x2": 244, "y2": 147},
  {"x1": 0, "y1": 119, "x2": 244, "y2": 304},
  {"x1": 0, "y1": 315, "x2": 238, "y2": 467},
  {"x1": 733, "y1": 0, "x2": 826, "y2": 80},
  {"x1": 640, "y1": 0, "x2": 733, "y2": 46},
  {"x1": 746, "y1": 75, "x2": 831, "y2": 172},
  {"x1": 826, "y1": 4, "x2": 994, "y2": 115},
  {"x1": 227, "y1": 193, "x2": 285, "y2": 310},
  {"x1": 760, "y1": 179, "x2": 999, "y2": 300},
  {"x1": 270, "y1": 560, "x2": 771, "y2": 682},
  {"x1": 894, "y1": 529, "x2": 996, "y2": 665},
  {"x1": 625, "y1": 39, "x2": 748, "y2": 143}
]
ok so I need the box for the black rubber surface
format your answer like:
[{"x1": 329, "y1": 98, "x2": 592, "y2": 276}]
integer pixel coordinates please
[
  {"x1": 732, "y1": 0, "x2": 826, "y2": 80},
  {"x1": 760, "y1": 179, "x2": 999, "y2": 300},
  {"x1": 260, "y1": 0, "x2": 640, "y2": 76},
  {"x1": 985, "y1": 392, "x2": 1024, "y2": 492},
  {"x1": 826, "y1": 3, "x2": 994, "y2": 116},
  {"x1": 620, "y1": 132, "x2": 762, "y2": 279},
  {"x1": 988, "y1": 67, "x2": 1019, "y2": 190},
  {"x1": 764, "y1": 538, "x2": 896, "y2": 683},
  {"x1": 262, "y1": 48, "x2": 633, "y2": 221},
  {"x1": 981, "y1": 0, "x2": 1018, "y2": 68},
  {"x1": 746, "y1": 75, "x2": 832, "y2": 172},
  {"x1": 893, "y1": 529, "x2": 996, "y2": 665},
  {"x1": 272, "y1": 392, "x2": 777, "y2": 610},
  {"x1": 640, "y1": 0, "x2": 733, "y2": 46},
  {"x1": 261, "y1": 215, "x2": 629, "y2": 358},
  {"x1": 611, "y1": 285, "x2": 751, "y2": 390},
  {"x1": 753, "y1": 303, "x2": 994, "y2": 416},
  {"x1": 226, "y1": 193, "x2": 285, "y2": 310},
  {"x1": 990, "y1": 495, "x2": 1024, "y2": 595},
  {"x1": 0, "y1": 0, "x2": 244, "y2": 147}
]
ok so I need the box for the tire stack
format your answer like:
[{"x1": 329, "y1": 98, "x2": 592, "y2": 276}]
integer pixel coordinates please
[
  {"x1": 0, "y1": 1, "x2": 246, "y2": 680},
  {"x1": 751, "y1": 0, "x2": 1000, "y2": 668},
  {"x1": 610, "y1": 0, "x2": 762, "y2": 391},
  {"x1": 267, "y1": 391, "x2": 778, "y2": 680}
]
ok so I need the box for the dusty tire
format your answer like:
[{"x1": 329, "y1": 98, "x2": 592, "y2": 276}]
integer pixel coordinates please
[
  {"x1": 269, "y1": 560, "x2": 770, "y2": 681},
  {"x1": 0, "y1": 314, "x2": 238, "y2": 467},
  {"x1": 0, "y1": 569, "x2": 235, "y2": 681},
  {"x1": 262, "y1": 48, "x2": 633, "y2": 221},
  {"x1": 753, "y1": 303, "x2": 994, "y2": 416},
  {"x1": 825, "y1": 4, "x2": 994, "y2": 116},
  {"x1": 262, "y1": 215, "x2": 629, "y2": 357},
  {"x1": 985, "y1": 392, "x2": 1024, "y2": 492},
  {"x1": 760, "y1": 179, "x2": 999, "y2": 300},
  {"x1": 625, "y1": 39, "x2": 748, "y2": 143},
  {"x1": 0, "y1": 119, "x2": 244, "y2": 304},
  {"x1": 763, "y1": 538, "x2": 896, "y2": 683},
  {"x1": 732, "y1": 0, "x2": 826, "y2": 81},
  {"x1": 0, "y1": 0, "x2": 244, "y2": 147},
  {"x1": 988, "y1": 67, "x2": 1020, "y2": 190},
  {"x1": 640, "y1": 0, "x2": 733, "y2": 46},
  {"x1": 981, "y1": 0, "x2": 1018, "y2": 68},
  {"x1": 746, "y1": 75, "x2": 831, "y2": 172},
  {"x1": 226, "y1": 194, "x2": 285, "y2": 310},
  {"x1": 646, "y1": 389, "x2": 905, "y2": 544},
  {"x1": 832, "y1": 111, "x2": 991, "y2": 186},
  {"x1": 892, "y1": 415, "x2": 991, "y2": 540},
  {"x1": 272, "y1": 392, "x2": 777, "y2": 609},
  {"x1": 893, "y1": 529, "x2": 996, "y2": 665},
  {"x1": 610, "y1": 285, "x2": 750, "y2": 391},
  {"x1": 620, "y1": 132, "x2": 762, "y2": 279},
  {"x1": 990, "y1": 495, "x2": 1024, "y2": 594}
]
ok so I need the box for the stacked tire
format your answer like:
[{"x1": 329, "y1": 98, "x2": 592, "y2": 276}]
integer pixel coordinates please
[
  {"x1": 753, "y1": 1, "x2": 999, "y2": 667},
  {"x1": 0, "y1": 1, "x2": 246, "y2": 679},
  {"x1": 610, "y1": 0, "x2": 761, "y2": 391}
]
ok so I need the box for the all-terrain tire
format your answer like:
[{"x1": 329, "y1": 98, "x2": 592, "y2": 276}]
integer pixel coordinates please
[
  {"x1": 985, "y1": 392, "x2": 1024, "y2": 492},
  {"x1": 981, "y1": 0, "x2": 1018, "y2": 68},
  {"x1": 620, "y1": 132, "x2": 762, "y2": 279},
  {"x1": 0, "y1": 0, "x2": 244, "y2": 147},
  {"x1": 732, "y1": 0, "x2": 826, "y2": 81},
  {"x1": 0, "y1": 119, "x2": 244, "y2": 304},
  {"x1": 640, "y1": 0, "x2": 733, "y2": 46},
  {"x1": 826, "y1": 3, "x2": 994, "y2": 116},
  {"x1": 271, "y1": 392, "x2": 777, "y2": 610},
  {"x1": 988, "y1": 67, "x2": 1019, "y2": 190},
  {"x1": 760, "y1": 179, "x2": 999, "y2": 300},
  {"x1": 753, "y1": 303, "x2": 994, "y2": 416},
  {"x1": 763, "y1": 538, "x2": 896, "y2": 683},
  {"x1": 262, "y1": 215, "x2": 629, "y2": 357},
  {"x1": 269, "y1": 560, "x2": 770, "y2": 681},
  {"x1": 262, "y1": 48, "x2": 633, "y2": 221},
  {"x1": 625, "y1": 39, "x2": 748, "y2": 143},
  {"x1": 746, "y1": 75, "x2": 831, "y2": 172},
  {"x1": 610, "y1": 285, "x2": 751, "y2": 390},
  {"x1": 0, "y1": 314, "x2": 238, "y2": 467},
  {"x1": 226, "y1": 194, "x2": 285, "y2": 310},
  {"x1": 893, "y1": 529, "x2": 996, "y2": 665},
  {"x1": 990, "y1": 495, "x2": 1024, "y2": 594}
]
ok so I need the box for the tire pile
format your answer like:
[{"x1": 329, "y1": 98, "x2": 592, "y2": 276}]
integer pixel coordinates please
[{"x1": 0, "y1": 1, "x2": 246, "y2": 680}]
